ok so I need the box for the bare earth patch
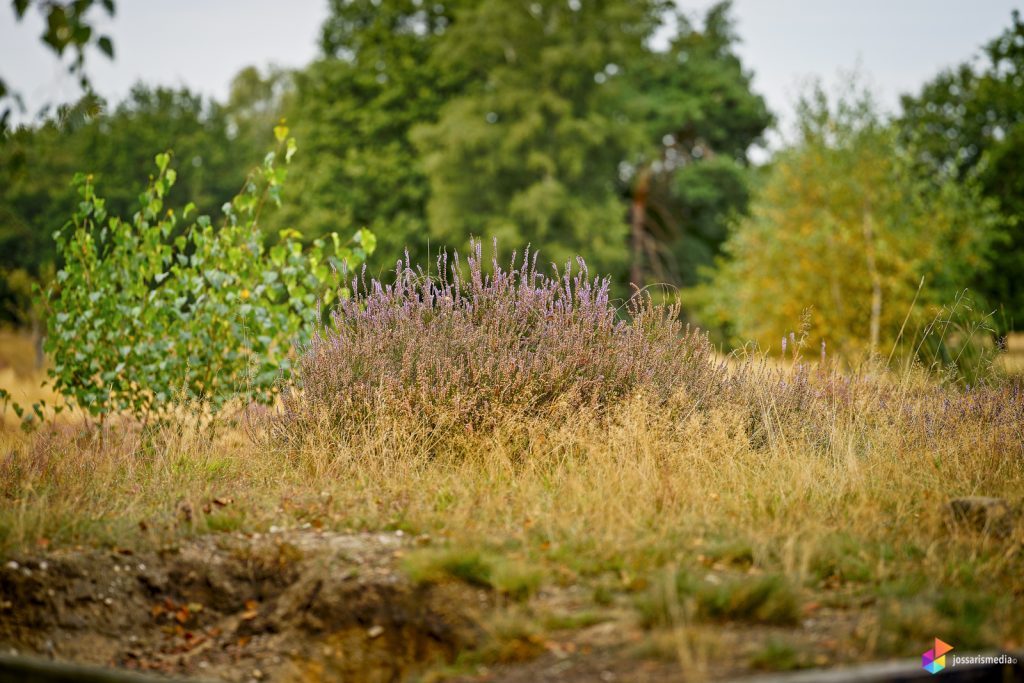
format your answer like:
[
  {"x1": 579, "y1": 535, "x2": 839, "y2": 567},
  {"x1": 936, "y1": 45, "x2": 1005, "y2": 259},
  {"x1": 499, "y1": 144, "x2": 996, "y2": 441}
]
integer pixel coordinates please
[
  {"x1": 0, "y1": 530, "x2": 485, "y2": 681},
  {"x1": 0, "y1": 529, "x2": 885, "y2": 682}
]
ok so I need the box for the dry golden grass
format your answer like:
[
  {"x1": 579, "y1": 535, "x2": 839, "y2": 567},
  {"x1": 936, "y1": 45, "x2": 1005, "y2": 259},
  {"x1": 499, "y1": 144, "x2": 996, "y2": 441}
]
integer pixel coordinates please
[
  {"x1": 0, "y1": 330, "x2": 61, "y2": 430},
  {"x1": 2, "y1": 386, "x2": 1022, "y2": 652},
  {"x1": 1001, "y1": 332, "x2": 1024, "y2": 375},
  {"x1": 0, "y1": 329, "x2": 39, "y2": 375},
  {"x1": 1, "y1": 330, "x2": 1022, "y2": 672}
]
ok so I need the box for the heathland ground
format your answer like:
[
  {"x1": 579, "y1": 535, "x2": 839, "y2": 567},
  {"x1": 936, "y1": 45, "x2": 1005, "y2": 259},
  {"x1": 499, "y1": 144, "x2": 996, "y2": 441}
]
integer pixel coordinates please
[{"x1": 1, "y1": 307, "x2": 1022, "y2": 682}]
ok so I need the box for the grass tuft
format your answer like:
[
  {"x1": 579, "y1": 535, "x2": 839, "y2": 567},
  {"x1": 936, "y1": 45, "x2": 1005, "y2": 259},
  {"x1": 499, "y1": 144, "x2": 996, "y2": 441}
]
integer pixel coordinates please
[
  {"x1": 696, "y1": 574, "x2": 801, "y2": 625},
  {"x1": 403, "y1": 547, "x2": 542, "y2": 601},
  {"x1": 749, "y1": 638, "x2": 813, "y2": 671}
]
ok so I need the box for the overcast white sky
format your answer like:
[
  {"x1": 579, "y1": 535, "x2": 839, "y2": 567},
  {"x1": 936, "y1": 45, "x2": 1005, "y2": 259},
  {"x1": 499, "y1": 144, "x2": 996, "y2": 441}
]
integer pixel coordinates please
[{"x1": 2, "y1": 0, "x2": 1021, "y2": 143}]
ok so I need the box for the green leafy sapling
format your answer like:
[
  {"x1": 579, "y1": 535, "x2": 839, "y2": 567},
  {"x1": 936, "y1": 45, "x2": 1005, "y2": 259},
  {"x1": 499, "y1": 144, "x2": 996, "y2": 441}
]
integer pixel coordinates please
[{"x1": 27, "y1": 124, "x2": 374, "y2": 424}]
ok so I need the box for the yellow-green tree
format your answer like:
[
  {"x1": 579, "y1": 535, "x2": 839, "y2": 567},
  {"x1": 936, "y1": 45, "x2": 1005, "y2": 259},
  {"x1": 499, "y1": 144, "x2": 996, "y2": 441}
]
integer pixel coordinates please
[{"x1": 691, "y1": 84, "x2": 1003, "y2": 360}]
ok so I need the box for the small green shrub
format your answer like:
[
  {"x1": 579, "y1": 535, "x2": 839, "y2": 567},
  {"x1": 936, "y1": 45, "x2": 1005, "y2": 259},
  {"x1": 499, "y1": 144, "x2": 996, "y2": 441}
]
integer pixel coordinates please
[
  {"x1": 869, "y1": 591, "x2": 997, "y2": 657},
  {"x1": 37, "y1": 125, "x2": 375, "y2": 422},
  {"x1": 490, "y1": 559, "x2": 544, "y2": 601}
]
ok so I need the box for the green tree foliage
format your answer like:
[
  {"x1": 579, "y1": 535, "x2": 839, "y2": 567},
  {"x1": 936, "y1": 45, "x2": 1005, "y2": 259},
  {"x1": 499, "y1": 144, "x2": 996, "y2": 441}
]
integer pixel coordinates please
[
  {"x1": 412, "y1": 0, "x2": 662, "y2": 279},
  {"x1": 414, "y1": 0, "x2": 770, "y2": 285},
  {"x1": 39, "y1": 129, "x2": 374, "y2": 424},
  {"x1": 279, "y1": 0, "x2": 768, "y2": 287},
  {"x1": 78, "y1": 87, "x2": 243, "y2": 218},
  {"x1": 0, "y1": 85, "x2": 249, "y2": 323},
  {"x1": 275, "y1": 0, "x2": 467, "y2": 269},
  {"x1": 3, "y1": 1, "x2": 770, "y2": 324},
  {"x1": 690, "y1": 84, "x2": 1002, "y2": 360},
  {"x1": 2, "y1": 0, "x2": 116, "y2": 128},
  {"x1": 899, "y1": 10, "x2": 1024, "y2": 328},
  {"x1": 617, "y1": 3, "x2": 772, "y2": 286},
  {"x1": 224, "y1": 66, "x2": 295, "y2": 161}
]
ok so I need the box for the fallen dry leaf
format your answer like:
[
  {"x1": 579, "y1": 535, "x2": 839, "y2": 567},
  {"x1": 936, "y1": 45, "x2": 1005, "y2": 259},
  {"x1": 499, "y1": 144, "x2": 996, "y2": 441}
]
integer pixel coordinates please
[{"x1": 241, "y1": 599, "x2": 259, "y2": 620}]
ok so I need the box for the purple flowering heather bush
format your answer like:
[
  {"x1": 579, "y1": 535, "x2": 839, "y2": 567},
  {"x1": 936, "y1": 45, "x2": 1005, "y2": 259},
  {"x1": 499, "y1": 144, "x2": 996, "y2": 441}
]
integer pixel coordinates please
[
  {"x1": 270, "y1": 237, "x2": 1023, "y2": 465},
  {"x1": 278, "y1": 239, "x2": 719, "y2": 437}
]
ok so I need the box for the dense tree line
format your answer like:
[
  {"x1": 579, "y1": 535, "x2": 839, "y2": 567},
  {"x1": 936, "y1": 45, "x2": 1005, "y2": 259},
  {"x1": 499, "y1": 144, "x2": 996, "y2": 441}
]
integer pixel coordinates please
[
  {"x1": 1, "y1": 0, "x2": 770, "y2": 322},
  {"x1": 2, "y1": 2, "x2": 1022, "y2": 353},
  {"x1": 0, "y1": 87, "x2": 261, "y2": 324},
  {"x1": 277, "y1": 0, "x2": 771, "y2": 287}
]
